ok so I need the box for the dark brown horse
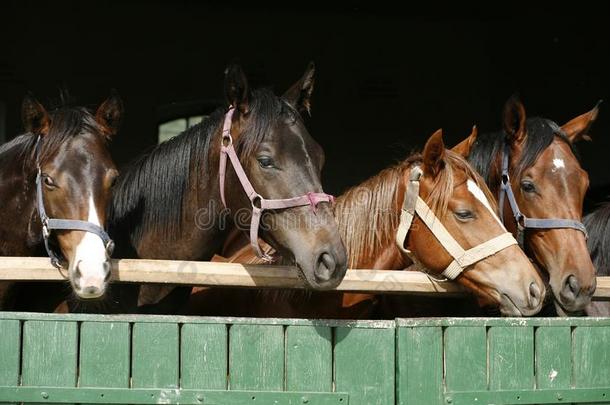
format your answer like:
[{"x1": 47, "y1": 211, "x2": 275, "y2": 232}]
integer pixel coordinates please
[
  {"x1": 455, "y1": 96, "x2": 598, "y2": 314},
  {"x1": 183, "y1": 129, "x2": 546, "y2": 318},
  {"x1": 0, "y1": 93, "x2": 123, "y2": 308},
  {"x1": 583, "y1": 203, "x2": 610, "y2": 316},
  {"x1": 105, "y1": 63, "x2": 347, "y2": 314}
]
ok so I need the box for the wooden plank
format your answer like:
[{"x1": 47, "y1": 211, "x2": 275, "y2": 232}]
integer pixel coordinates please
[
  {"x1": 180, "y1": 323, "x2": 228, "y2": 390},
  {"x1": 535, "y1": 326, "x2": 571, "y2": 390},
  {"x1": 228, "y1": 324, "x2": 284, "y2": 391},
  {"x1": 335, "y1": 326, "x2": 395, "y2": 405},
  {"x1": 131, "y1": 323, "x2": 179, "y2": 388},
  {"x1": 79, "y1": 322, "x2": 130, "y2": 388},
  {"x1": 2, "y1": 257, "x2": 610, "y2": 297},
  {"x1": 488, "y1": 326, "x2": 534, "y2": 390},
  {"x1": 444, "y1": 326, "x2": 487, "y2": 392},
  {"x1": 21, "y1": 320, "x2": 78, "y2": 405},
  {"x1": 0, "y1": 320, "x2": 20, "y2": 405},
  {"x1": 574, "y1": 325, "x2": 610, "y2": 398},
  {"x1": 396, "y1": 326, "x2": 442, "y2": 405},
  {"x1": 285, "y1": 325, "x2": 333, "y2": 392}
]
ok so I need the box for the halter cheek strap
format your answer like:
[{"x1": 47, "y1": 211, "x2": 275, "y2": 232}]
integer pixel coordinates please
[
  {"x1": 396, "y1": 166, "x2": 517, "y2": 280},
  {"x1": 218, "y1": 107, "x2": 335, "y2": 260},
  {"x1": 499, "y1": 142, "x2": 588, "y2": 246},
  {"x1": 34, "y1": 137, "x2": 114, "y2": 269}
]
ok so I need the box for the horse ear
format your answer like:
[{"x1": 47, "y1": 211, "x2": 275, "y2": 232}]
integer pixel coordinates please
[
  {"x1": 561, "y1": 100, "x2": 601, "y2": 143},
  {"x1": 22, "y1": 94, "x2": 50, "y2": 136},
  {"x1": 503, "y1": 94, "x2": 527, "y2": 145},
  {"x1": 95, "y1": 90, "x2": 124, "y2": 139},
  {"x1": 423, "y1": 129, "x2": 446, "y2": 178},
  {"x1": 283, "y1": 61, "x2": 315, "y2": 116},
  {"x1": 451, "y1": 125, "x2": 478, "y2": 157},
  {"x1": 224, "y1": 64, "x2": 250, "y2": 114}
]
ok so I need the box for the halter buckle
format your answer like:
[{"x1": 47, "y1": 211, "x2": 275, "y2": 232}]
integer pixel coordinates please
[
  {"x1": 105, "y1": 240, "x2": 115, "y2": 256},
  {"x1": 42, "y1": 223, "x2": 50, "y2": 239},
  {"x1": 221, "y1": 134, "x2": 233, "y2": 147}
]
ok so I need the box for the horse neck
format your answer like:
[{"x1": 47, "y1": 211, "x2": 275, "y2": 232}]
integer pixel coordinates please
[
  {"x1": 0, "y1": 142, "x2": 41, "y2": 254},
  {"x1": 334, "y1": 163, "x2": 410, "y2": 270}
]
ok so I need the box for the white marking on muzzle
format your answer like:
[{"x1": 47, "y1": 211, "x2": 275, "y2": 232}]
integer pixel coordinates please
[
  {"x1": 467, "y1": 180, "x2": 504, "y2": 226},
  {"x1": 72, "y1": 196, "x2": 108, "y2": 297}
]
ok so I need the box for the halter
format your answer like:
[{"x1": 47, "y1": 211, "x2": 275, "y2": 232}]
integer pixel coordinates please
[
  {"x1": 34, "y1": 137, "x2": 114, "y2": 269},
  {"x1": 395, "y1": 166, "x2": 517, "y2": 280},
  {"x1": 219, "y1": 107, "x2": 335, "y2": 261},
  {"x1": 498, "y1": 127, "x2": 588, "y2": 246}
]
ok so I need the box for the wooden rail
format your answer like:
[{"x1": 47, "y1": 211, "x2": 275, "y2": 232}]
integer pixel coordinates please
[{"x1": 1, "y1": 257, "x2": 609, "y2": 299}]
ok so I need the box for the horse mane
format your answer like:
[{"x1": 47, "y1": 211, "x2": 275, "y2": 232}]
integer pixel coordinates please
[
  {"x1": 109, "y1": 88, "x2": 299, "y2": 244},
  {"x1": 468, "y1": 118, "x2": 579, "y2": 194},
  {"x1": 0, "y1": 106, "x2": 103, "y2": 172},
  {"x1": 335, "y1": 149, "x2": 495, "y2": 268},
  {"x1": 584, "y1": 202, "x2": 610, "y2": 276}
]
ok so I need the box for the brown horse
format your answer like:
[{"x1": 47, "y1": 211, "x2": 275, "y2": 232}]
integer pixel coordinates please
[
  {"x1": 0, "y1": 93, "x2": 123, "y2": 308},
  {"x1": 183, "y1": 129, "x2": 546, "y2": 318},
  {"x1": 455, "y1": 96, "x2": 598, "y2": 314},
  {"x1": 101, "y1": 63, "x2": 347, "y2": 314}
]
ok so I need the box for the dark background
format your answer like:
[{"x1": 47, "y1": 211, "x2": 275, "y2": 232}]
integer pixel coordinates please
[{"x1": 1, "y1": 1, "x2": 608, "y2": 209}]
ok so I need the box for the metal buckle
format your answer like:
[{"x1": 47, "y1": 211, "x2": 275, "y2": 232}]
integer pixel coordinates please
[
  {"x1": 221, "y1": 134, "x2": 233, "y2": 147},
  {"x1": 42, "y1": 223, "x2": 50, "y2": 239}
]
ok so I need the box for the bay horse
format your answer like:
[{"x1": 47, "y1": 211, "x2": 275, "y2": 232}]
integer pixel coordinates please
[
  {"x1": 183, "y1": 129, "x2": 546, "y2": 318},
  {"x1": 454, "y1": 96, "x2": 599, "y2": 314},
  {"x1": 582, "y1": 203, "x2": 610, "y2": 316},
  {"x1": 105, "y1": 63, "x2": 347, "y2": 314},
  {"x1": 0, "y1": 93, "x2": 123, "y2": 308}
]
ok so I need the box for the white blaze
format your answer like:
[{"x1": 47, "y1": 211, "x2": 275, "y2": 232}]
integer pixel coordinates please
[
  {"x1": 467, "y1": 180, "x2": 504, "y2": 226},
  {"x1": 552, "y1": 158, "x2": 565, "y2": 172},
  {"x1": 72, "y1": 196, "x2": 108, "y2": 296}
]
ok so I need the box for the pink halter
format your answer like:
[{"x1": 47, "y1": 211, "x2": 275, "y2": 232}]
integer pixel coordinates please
[{"x1": 219, "y1": 107, "x2": 335, "y2": 260}]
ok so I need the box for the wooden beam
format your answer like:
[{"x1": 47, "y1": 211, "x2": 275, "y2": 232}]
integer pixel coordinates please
[{"x1": 0, "y1": 257, "x2": 609, "y2": 299}]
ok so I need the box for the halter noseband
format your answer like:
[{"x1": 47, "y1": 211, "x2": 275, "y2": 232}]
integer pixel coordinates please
[
  {"x1": 34, "y1": 137, "x2": 114, "y2": 269},
  {"x1": 498, "y1": 127, "x2": 588, "y2": 246},
  {"x1": 218, "y1": 107, "x2": 335, "y2": 261},
  {"x1": 395, "y1": 166, "x2": 517, "y2": 280}
]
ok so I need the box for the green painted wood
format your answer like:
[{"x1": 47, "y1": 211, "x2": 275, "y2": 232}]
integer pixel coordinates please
[
  {"x1": 132, "y1": 323, "x2": 179, "y2": 388},
  {"x1": 229, "y1": 324, "x2": 284, "y2": 391},
  {"x1": 21, "y1": 320, "x2": 78, "y2": 387},
  {"x1": 488, "y1": 326, "x2": 534, "y2": 391},
  {"x1": 79, "y1": 322, "x2": 130, "y2": 388},
  {"x1": 444, "y1": 326, "x2": 487, "y2": 392},
  {"x1": 285, "y1": 325, "x2": 332, "y2": 392},
  {"x1": 535, "y1": 326, "x2": 571, "y2": 390},
  {"x1": 448, "y1": 388, "x2": 610, "y2": 405},
  {"x1": 396, "y1": 326, "x2": 441, "y2": 405},
  {"x1": 0, "y1": 320, "x2": 20, "y2": 405},
  {"x1": 0, "y1": 387, "x2": 349, "y2": 404},
  {"x1": 574, "y1": 325, "x2": 610, "y2": 403},
  {"x1": 180, "y1": 323, "x2": 228, "y2": 390},
  {"x1": 335, "y1": 326, "x2": 395, "y2": 405}
]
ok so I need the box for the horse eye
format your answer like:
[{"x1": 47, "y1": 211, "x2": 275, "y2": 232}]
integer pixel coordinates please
[
  {"x1": 42, "y1": 174, "x2": 57, "y2": 188},
  {"x1": 257, "y1": 156, "x2": 275, "y2": 169},
  {"x1": 520, "y1": 180, "x2": 536, "y2": 193},
  {"x1": 454, "y1": 209, "x2": 474, "y2": 221}
]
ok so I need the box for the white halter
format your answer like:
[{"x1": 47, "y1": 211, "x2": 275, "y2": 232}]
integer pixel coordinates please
[{"x1": 395, "y1": 166, "x2": 517, "y2": 279}]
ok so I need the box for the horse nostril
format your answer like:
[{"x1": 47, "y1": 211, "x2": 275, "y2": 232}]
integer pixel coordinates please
[
  {"x1": 562, "y1": 275, "x2": 581, "y2": 300},
  {"x1": 314, "y1": 252, "x2": 337, "y2": 283},
  {"x1": 82, "y1": 286, "x2": 101, "y2": 296},
  {"x1": 529, "y1": 282, "x2": 542, "y2": 308}
]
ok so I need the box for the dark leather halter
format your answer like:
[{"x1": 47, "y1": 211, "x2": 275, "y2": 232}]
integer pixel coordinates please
[
  {"x1": 498, "y1": 124, "x2": 588, "y2": 247},
  {"x1": 34, "y1": 136, "x2": 114, "y2": 269}
]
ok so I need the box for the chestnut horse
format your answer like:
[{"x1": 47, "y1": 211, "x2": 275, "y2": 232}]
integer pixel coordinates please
[
  {"x1": 183, "y1": 129, "x2": 546, "y2": 318},
  {"x1": 0, "y1": 93, "x2": 123, "y2": 308},
  {"x1": 455, "y1": 96, "x2": 599, "y2": 314},
  {"x1": 95, "y1": 63, "x2": 346, "y2": 314},
  {"x1": 583, "y1": 203, "x2": 610, "y2": 316}
]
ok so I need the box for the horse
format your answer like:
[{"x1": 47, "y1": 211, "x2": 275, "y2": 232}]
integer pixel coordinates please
[
  {"x1": 582, "y1": 203, "x2": 610, "y2": 316},
  {"x1": 181, "y1": 128, "x2": 546, "y2": 318},
  {"x1": 0, "y1": 92, "x2": 123, "y2": 309},
  {"x1": 99, "y1": 63, "x2": 347, "y2": 314},
  {"x1": 454, "y1": 96, "x2": 599, "y2": 315}
]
